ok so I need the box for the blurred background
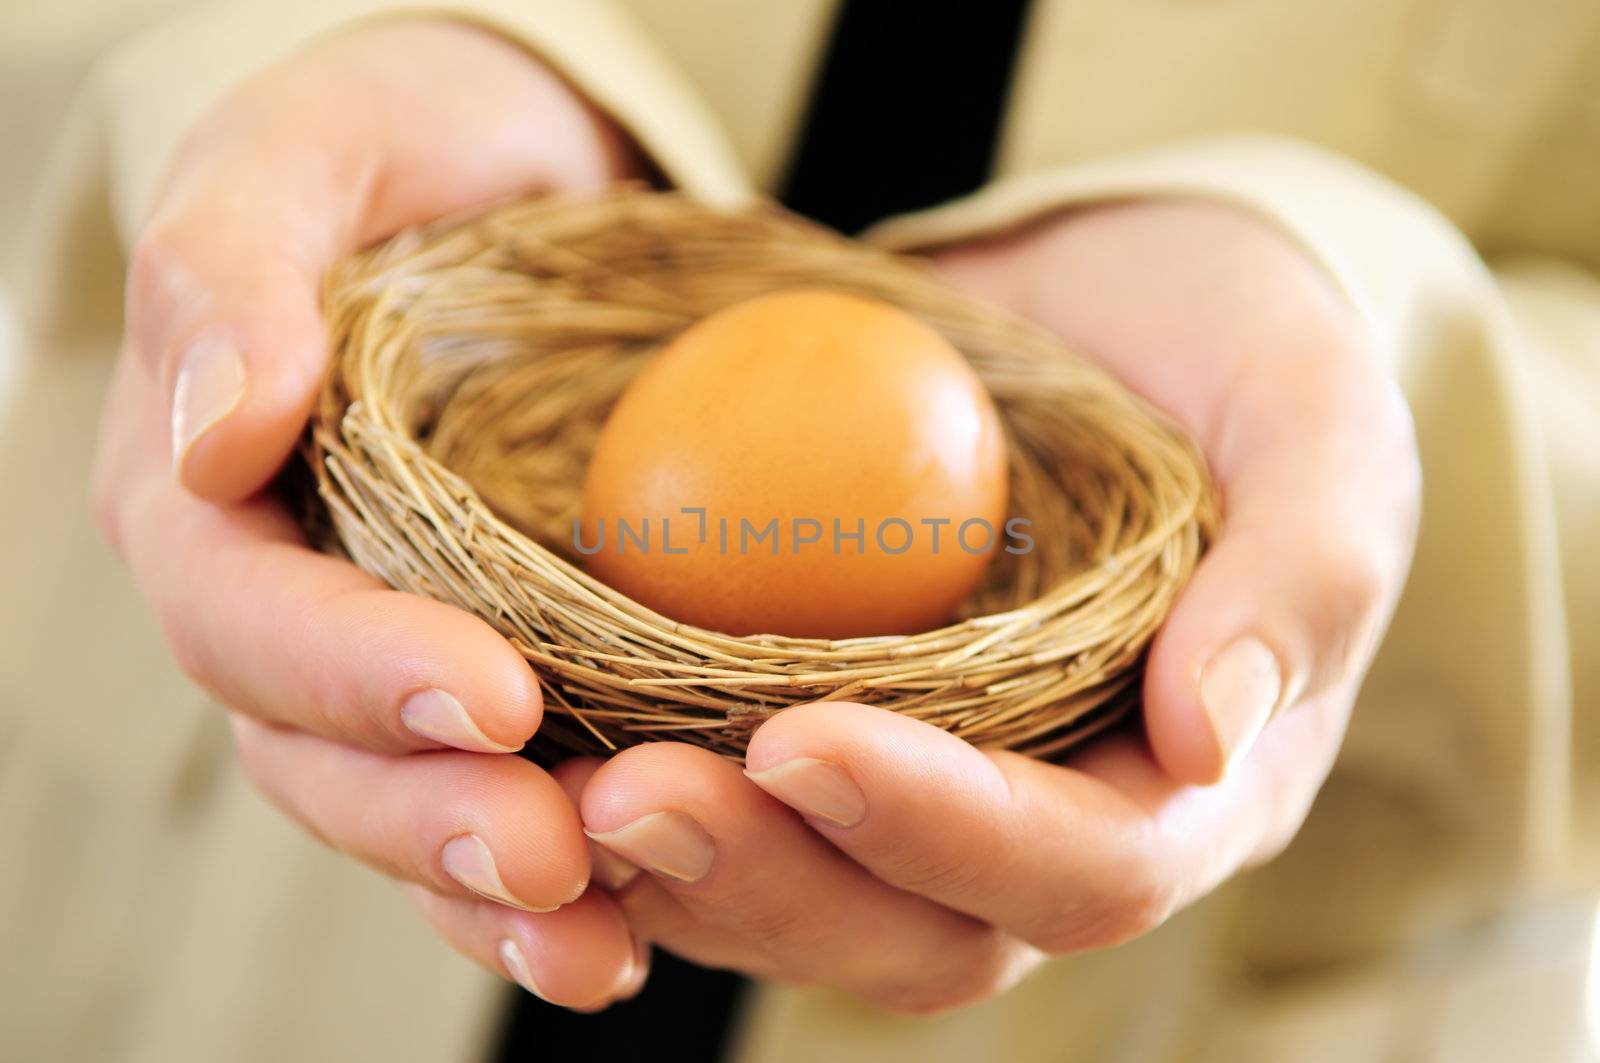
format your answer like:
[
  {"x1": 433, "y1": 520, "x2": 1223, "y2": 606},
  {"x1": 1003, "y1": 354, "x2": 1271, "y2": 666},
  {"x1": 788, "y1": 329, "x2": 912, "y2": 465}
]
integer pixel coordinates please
[{"x1": 0, "y1": 1, "x2": 188, "y2": 408}]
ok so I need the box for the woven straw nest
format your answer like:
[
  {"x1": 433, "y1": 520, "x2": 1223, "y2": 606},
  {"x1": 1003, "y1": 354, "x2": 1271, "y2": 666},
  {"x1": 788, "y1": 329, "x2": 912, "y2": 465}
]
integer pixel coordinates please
[{"x1": 307, "y1": 188, "x2": 1218, "y2": 760}]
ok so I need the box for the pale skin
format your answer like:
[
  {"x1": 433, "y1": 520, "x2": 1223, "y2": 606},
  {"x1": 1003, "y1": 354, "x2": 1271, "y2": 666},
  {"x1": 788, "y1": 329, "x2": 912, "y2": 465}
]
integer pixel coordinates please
[{"x1": 94, "y1": 19, "x2": 1420, "y2": 1013}]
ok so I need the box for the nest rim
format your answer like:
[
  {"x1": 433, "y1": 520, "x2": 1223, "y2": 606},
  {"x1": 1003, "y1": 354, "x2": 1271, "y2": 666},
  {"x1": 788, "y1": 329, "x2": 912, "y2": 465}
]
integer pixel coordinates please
[{"x1": 308, "y1": 187, "x2": 1218, "y2": 760}]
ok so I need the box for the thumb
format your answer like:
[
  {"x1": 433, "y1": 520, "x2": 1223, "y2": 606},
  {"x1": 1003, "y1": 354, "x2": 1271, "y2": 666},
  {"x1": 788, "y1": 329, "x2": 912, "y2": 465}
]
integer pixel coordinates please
[
  {"x1": 125, "y1": 18, "x2": 642, "y2": 502},
  {"x1": 1142, "y1": 359, "x2": 1419, "y2": 786},
  {"x1": 128, "y1": 136, "x2": 350, "y2": 500}
]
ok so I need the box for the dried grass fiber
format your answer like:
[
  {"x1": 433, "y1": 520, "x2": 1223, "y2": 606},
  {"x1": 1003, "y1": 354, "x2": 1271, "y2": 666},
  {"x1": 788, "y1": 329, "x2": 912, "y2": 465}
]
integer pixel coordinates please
[{"x1": 306, "y1": 188, "x2": 1219, "y2": 760}]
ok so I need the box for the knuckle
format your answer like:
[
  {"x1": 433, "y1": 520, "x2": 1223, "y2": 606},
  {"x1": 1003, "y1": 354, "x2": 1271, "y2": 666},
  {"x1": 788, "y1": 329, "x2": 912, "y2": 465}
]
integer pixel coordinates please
[
  {"x1": 298, "y1": 675, "x2": 375, "y2": 750},
  {"x1": 127, "y1": 224, "x2": 193, "y2": 321},
  {"x1": 1302, "y1": 535, "x2": 1392, "y2": 681},
  {"x1": 1323, "y1": 540, "x2": 1388, "y2": 622},
  {"x1": 882, "y1": 846, "x2": 987, "y2": 901},
  {"x1": 1293, "y1": 511, "x2": 1390, "y2": 617},
  {"x1": 283, "y1": 592, "x2": 390, "y2": 750},
  {"x1": 1115, "y1": 870, "x2": 1184, "y2": 943},
  {"x1": 1029, "y1": 858, "x2": 1181, "y2": 954},
  {"x1": 735, "y1": 902, "x2": 814, "y2": 954},
  {"x1": 126, "y1": 224, "x2": 201, "y2": 375},
  {"x1": 866, "y1": 933, "x2": 1025, "y2": 1017}
]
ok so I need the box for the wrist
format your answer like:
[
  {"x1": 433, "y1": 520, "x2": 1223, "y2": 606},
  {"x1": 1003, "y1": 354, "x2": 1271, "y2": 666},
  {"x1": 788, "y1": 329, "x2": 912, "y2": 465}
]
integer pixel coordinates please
[
  {"x1": 931, "y1": 198, "x2": 1368, "y2": 387},
  {"x1": 370, "y1": 16, "x2": 648, "y2": 181}
]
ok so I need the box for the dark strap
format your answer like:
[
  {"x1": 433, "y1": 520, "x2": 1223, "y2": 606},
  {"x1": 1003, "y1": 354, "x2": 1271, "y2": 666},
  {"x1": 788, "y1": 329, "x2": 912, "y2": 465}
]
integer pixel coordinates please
[
  {"x1": 492, "y1": 949, "x2": 745, "y2": 1063},
  {"x1": 780, "y1": 0, "x2": 1036, "y2": 234},
  {"x1": 496, "y1": 7, "x2": 1035, "y2": 1060}
]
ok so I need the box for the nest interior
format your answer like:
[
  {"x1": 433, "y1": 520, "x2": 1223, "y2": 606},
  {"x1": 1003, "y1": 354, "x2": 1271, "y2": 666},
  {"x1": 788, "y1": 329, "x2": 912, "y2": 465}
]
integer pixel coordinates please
[{"x1": 308, "y1": 189, "x2": 1218, "y2": 760}]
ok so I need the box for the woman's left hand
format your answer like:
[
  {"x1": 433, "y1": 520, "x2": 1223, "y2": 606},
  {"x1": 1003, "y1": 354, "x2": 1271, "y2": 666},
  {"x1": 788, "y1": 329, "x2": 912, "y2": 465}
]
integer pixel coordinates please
[{"x1": 567, "y1": 198, "x2": 1421, "y2": 1013}]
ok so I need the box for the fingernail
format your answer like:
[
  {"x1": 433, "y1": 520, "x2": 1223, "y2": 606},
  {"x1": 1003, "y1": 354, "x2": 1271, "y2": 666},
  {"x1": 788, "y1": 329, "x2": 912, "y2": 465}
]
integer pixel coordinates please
[
  {"x1": 498, "y1": 938, "x2": 550, "y2": 1001},
  {"x1": 401, "y1": 689, "x2": 522, "y2": 753},
  {"x1": 1200, "y1": 636, "x2": 1282, "y2": 777},
  {"x1": 588, "y1": 839, "x2": 641, "y2": 892},
  {"x1": 441, "y1": 834, "x2": 552, "y2": 912},
  {"x1": 744, "y1": 758, "x2": 866, "y2": 828},
  {"x1": 586, "y1": 811, "x2": 714, "y2": 883},
  {"x1": 171, "y1": 337, "x2": 245, "y2": 471}
]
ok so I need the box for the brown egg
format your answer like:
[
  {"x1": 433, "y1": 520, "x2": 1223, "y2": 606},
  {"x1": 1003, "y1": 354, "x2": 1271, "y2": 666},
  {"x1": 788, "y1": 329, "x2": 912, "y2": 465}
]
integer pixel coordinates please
[{"x1": 579, "y1": 289, "x2": 1009, "y2": 639}]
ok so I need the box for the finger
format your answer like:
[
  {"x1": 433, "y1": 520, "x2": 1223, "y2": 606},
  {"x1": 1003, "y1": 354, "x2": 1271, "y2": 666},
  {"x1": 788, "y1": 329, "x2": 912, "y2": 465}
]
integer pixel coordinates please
[
  {"x1": 928, "y1": 201, "x2": 1418, "y2": 784},
  {"x1": 609, "y1": 874, "x2": 786, "y2": 983},
  {"x1": 554, "y1": 756, "x2": 781, "y2": 981},
  {"x1": 404, "y1": 885, "x2": 638, "y2": 1010},
  {"x1": 607, "y1": 936, "x2": 653, "y2": 1007},
  {"x1": 550, "y1": 758, "x2": 640, "y2": 892},
  {"x1": 231, "y1": 714, "x2": 588, "y2": 912},
  {"x1": 581, "y1": 742, "x2": 1038, "y2": 1014},
  {"x1": 551, "y1": 770, "x2": 782, "y2": 982},
  {"x1": 745, "y1": 701, "x2": 1310, "y2": 954},
  {"x1": 129, "y1": 19, "x2": 637, "y2": 500},
  {"x1": 1140, "y1": 348, "x2": 1419, "y2": 783},
  {"x1": 406, "y1": 749, "x2": 651, "y2": 1010},
  {"x1": 95, "y1": 352, "x2": 540, "y2": 754}
]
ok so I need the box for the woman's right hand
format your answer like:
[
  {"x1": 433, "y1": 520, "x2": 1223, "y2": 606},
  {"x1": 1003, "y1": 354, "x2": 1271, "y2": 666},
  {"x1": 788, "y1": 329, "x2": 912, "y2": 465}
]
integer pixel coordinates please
[{"x1": 92, "y1": 17, "x2": 648, "y2": 1008}]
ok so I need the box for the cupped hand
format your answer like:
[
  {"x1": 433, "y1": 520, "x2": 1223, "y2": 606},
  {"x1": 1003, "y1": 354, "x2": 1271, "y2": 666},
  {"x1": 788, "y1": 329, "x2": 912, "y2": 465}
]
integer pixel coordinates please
[
  {"x1": 577, "y1": 199, "x2": 1421, "y2": 1012},
  {"x1": 94, "y1": 18, "x2": 648, "y2": 1008}
]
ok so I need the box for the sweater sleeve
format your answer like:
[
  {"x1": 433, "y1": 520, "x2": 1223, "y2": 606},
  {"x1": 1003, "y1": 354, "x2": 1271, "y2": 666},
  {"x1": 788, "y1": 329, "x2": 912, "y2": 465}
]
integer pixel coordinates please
[{"x1": 868, "y1": 133, "x2": 1578, "y2": 964}]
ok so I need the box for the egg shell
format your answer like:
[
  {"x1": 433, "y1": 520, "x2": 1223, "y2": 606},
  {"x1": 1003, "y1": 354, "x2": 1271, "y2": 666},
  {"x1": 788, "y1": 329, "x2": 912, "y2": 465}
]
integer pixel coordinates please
[{"x1": 580, "y1": 289, "x2": 1009, "y2": 639}]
